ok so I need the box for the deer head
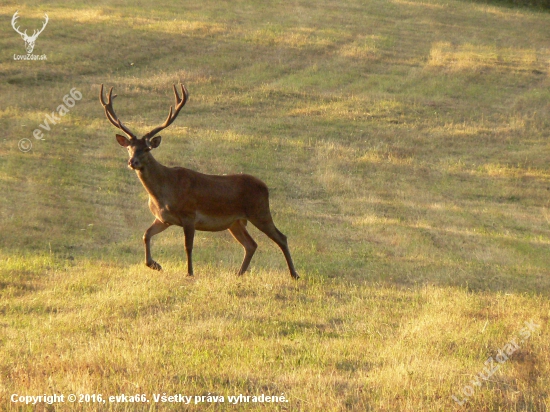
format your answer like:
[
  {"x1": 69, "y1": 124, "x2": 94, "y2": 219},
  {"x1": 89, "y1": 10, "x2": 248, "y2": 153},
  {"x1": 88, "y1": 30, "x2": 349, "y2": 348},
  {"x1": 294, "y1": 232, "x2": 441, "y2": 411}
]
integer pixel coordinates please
[
  {"x1": 99, "y1": 84, "x2": 188, "y2": 170},
  {"x1": 11, "y1": 11, "x2": 49, "y2": 54}
]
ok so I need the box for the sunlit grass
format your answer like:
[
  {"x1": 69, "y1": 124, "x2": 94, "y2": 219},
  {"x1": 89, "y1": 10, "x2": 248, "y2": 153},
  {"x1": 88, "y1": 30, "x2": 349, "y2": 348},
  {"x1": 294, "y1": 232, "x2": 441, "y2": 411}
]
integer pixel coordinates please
[
  {"x1": 428, "y1": 41, "x2": 549, "y2": 73},
  {"x1": 1, "y1": 0, "x2": 550, "y2": 410}
]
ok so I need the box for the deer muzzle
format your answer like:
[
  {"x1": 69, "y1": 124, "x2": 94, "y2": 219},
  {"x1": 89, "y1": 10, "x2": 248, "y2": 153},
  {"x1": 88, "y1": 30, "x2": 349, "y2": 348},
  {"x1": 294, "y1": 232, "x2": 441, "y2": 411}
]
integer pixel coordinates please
[
  {"x1": 25, "y1": 41, "x2": 35, "y2": 54},
  {"x1": 128, "y1": 158, "x2": 142, "y2": 170}
]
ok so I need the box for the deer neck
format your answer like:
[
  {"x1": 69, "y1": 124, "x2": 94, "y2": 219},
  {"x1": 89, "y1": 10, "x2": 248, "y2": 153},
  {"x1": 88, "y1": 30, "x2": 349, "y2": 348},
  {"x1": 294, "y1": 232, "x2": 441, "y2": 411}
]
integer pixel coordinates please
[{"x1": 135, "y1": 155, "x2": 170, "y2": 200}]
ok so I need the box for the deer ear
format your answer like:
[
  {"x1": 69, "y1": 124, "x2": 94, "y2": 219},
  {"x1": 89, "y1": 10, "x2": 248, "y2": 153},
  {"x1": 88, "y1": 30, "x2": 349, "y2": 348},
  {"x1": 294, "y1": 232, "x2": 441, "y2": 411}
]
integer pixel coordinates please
[
  {"x1": 149, "y1": 136, "x2": 162, "y2": 149},
  {"x1": 116, "y1": 134, "x2": 130, "y2": 147}
]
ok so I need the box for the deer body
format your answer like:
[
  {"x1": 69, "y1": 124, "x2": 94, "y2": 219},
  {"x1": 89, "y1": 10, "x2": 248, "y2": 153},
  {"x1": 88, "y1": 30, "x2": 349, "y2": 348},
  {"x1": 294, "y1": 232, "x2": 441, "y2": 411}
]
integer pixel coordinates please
[
  {"x1": 139, "y1": 164, "x2": 271, "y2": 231},
  {"x1": 101, "y1": 84, "x2": 299, "y2": 279}
]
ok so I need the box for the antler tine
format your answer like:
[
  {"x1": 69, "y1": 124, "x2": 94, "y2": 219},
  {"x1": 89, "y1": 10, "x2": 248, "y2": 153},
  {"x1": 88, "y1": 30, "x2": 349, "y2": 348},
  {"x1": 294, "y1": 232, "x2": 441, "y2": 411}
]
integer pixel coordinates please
[
  {"x1": 99, "y1": 85, "x2": 119, "y2": 128},
  {"x1": 33, "y1": 13, "x2": 49, "y2": 38},
  {"x1": 11, "y1": 11, "x2": 26, "y2": 37},
  {"x1": 179, "y1": 83, "x2": 189, "y2": 107},
  {"x1": 99, "y1": 84, "x2": 136, "y2": 140},
  {"x1": 143, "y1": 83, "x2": 189, "y2": 140},
  {"x1": 165, "y1": 83, "x2": 188, "y2": 124},
  {"x1": 103, "y1": 90, "x2": 121, "y2": 127}
]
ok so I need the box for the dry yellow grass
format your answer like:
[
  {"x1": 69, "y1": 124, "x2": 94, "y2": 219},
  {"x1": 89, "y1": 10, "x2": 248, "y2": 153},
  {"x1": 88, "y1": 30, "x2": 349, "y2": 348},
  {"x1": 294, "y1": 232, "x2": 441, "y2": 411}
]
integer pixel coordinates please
[{"x1": 1, "y1": 0, "x2": 549, "y2": 410}]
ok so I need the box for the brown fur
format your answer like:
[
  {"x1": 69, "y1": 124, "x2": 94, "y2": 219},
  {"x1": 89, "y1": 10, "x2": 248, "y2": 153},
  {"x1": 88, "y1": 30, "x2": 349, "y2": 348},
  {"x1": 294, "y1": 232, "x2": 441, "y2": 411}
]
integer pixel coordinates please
[{"x1": 100, "y1": 84, "x2": 299, "y2": 279}]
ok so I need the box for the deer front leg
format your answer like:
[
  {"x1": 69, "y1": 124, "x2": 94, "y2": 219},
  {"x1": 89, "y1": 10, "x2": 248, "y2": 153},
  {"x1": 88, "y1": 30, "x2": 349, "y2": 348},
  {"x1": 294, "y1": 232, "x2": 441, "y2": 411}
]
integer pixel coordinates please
[
  {"x1": 144, "y1": 219, "x2": 169, "y2": 270},
  {"x1": 183, "y1": 222, "x2": 195, "y2": 276}
]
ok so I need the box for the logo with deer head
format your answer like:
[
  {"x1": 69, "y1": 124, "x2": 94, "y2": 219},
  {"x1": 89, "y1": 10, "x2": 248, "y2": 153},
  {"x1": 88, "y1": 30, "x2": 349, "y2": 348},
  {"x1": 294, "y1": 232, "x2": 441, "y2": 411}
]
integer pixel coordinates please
[{"x1": 11, "y1": 11, "x2": 48, "y2": 54}]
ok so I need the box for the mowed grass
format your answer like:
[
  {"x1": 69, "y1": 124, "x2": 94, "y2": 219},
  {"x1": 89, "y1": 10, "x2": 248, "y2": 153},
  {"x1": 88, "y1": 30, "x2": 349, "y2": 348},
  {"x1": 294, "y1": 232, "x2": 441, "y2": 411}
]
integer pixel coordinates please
[{"x1": 1, "y1": 0, "x2": 549, "y2": 410}]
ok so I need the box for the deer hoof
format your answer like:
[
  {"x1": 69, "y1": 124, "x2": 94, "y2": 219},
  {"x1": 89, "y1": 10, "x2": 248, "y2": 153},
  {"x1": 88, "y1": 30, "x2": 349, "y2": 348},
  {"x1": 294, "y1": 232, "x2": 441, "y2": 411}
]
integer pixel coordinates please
[
  {"x1": 147, "y1": 261, "x2": 162, "y2": 271},
  {"x1": 292, "y1": 272, "x2": 300, "y2": 280}
]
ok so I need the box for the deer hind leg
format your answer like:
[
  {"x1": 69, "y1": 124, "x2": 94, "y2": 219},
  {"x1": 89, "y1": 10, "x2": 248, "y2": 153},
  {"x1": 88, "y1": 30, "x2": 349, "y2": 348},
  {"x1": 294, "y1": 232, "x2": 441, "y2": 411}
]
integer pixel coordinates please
[
  {"x1": 249, "y1": 216, "x2": 299, "y2": 280},
  {"x1": 229, "y1": 219, "x2": 258, "y2": 276},
  {"x1": 183, "y1": 222, "x2": 195, "y2": 277},
  {"x1": 144, "y1": 219, "x2": 169, "y2": 271}
]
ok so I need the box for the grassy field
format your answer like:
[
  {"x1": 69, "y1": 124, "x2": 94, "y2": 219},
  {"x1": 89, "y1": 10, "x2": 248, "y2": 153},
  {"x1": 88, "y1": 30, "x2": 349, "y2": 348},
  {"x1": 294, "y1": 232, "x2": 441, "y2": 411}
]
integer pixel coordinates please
[{"x1": 1, "y1": 0, "x2": 550, "y2": 410}]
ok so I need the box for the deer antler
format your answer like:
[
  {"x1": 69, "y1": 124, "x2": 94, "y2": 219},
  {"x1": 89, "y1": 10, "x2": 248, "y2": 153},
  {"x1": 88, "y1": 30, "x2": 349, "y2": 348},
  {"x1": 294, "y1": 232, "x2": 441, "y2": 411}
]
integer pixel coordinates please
[
  {"x1": 11, "y1": 11, "x2": 27, "y2": 38},
  {"x1": 29, "y1": 13, "x2": 48, "y2": 40},
  {"x1": 99, "y1": 84, "x2": 137, "y2": 140},
  {"x1": 11, "y1": 11, "x2": 48, "y2": 39},
  {"x1": 143, "y1": 84, "x2": 188, "y2": 140}
]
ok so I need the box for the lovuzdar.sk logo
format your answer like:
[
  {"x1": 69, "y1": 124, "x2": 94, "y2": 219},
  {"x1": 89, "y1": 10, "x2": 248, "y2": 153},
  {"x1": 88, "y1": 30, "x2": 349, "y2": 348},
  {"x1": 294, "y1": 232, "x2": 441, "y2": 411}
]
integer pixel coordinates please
[{"x1": 11, "y1": 10, "x2": 48, "y2": 61}]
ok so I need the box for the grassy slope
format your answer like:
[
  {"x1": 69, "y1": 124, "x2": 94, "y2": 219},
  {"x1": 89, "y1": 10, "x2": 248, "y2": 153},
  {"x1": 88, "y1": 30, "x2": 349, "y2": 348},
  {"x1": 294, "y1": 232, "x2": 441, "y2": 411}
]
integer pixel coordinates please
[{"x1": 0, "y1": 0, "x2": 549, "y2": 410}]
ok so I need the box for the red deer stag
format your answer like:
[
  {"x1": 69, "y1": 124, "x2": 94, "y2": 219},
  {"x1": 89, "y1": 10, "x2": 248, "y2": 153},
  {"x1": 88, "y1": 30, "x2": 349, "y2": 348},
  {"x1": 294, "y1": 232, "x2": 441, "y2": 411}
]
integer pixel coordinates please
[{"x1": 99, "y1": 84, "x2": 299, "y2": 279}]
